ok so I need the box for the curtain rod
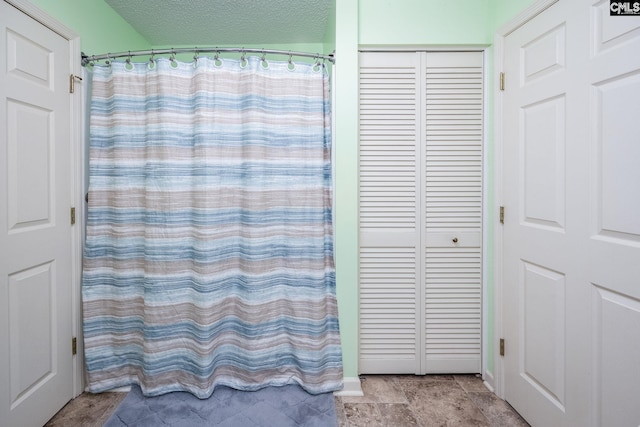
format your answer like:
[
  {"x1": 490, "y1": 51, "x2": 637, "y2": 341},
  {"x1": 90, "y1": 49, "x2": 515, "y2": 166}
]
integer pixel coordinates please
[{"x1": 81, "y1": 47, "x2": 335, "y2": 66}]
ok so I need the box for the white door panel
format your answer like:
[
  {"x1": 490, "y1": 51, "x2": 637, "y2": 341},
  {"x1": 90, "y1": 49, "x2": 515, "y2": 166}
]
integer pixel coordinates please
[
  {"x1": 503, "y1": 1, "x2": 588, "y2": 425},
  {"x1": 424, "y1": 52, "x2": 483, "y2": 374},
  {"x1": 0, "y1": 2, "x2": 74, "y2": 426},
  {"x1": 502, "y1": 0, "x2": 640, "y2": 425},
  {"x1": 587, "y1": 1, "x2": 640, "y2": 426},
  {"x1": 359, "y1": 51, "x2": 483, "y2": 374},
  {"x1": 359, "y1": 51, "x2": 422, "y2": 374}
]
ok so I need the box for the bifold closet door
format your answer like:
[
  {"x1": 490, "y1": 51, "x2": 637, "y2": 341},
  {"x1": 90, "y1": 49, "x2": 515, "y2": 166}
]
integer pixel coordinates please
[
  {"x1": 359, "y1": 51, "x2": 483, "y2": 374},
  {"x1": 359, "y1": 52, "x2": 422, "y2": 374}
]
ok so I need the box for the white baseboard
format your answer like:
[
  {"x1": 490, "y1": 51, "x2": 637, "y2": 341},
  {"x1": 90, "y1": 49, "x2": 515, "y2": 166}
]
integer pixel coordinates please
[
  {"x1": 333, "y1": 376, "x2": 363, "y2": 396},
  {"x1": 483, "y1": 369, "x2": 495, "y2": 393}
]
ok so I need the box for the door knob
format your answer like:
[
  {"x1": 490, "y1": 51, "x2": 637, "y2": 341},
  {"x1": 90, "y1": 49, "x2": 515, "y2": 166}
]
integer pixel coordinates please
[{"x1": 452, "y1": 237, "x2": 458, "y2": 243}]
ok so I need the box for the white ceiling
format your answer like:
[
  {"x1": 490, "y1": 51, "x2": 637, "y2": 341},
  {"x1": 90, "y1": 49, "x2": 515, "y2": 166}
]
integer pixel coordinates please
[{"x1": 104, "y1": 0, "x2": 333, "y2": 46}]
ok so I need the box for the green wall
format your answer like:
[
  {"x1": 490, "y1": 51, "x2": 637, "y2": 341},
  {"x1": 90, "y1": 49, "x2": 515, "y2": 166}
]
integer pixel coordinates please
[
  {"x1": 491, "y1": 0, "x2": 538, "y2": 31},
  {"x1": 27, "y1": 0, "x2": 149, "y2": 54},
  {"x1": 332, "y1": 0, "x2": 360, "y2": 380},
  {"x1": 360, "y1": 0, "x2": 492, "y2": 45}
]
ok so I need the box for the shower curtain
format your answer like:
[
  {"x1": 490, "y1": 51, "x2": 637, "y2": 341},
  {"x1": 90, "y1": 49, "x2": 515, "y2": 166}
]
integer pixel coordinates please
[{"x1": 82, "y1": 56, "x2": 342, "y2": 398}]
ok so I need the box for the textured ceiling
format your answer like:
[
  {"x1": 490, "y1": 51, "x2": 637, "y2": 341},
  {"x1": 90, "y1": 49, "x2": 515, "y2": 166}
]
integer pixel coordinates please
[{"x1": 104, "y1": 0, "x2": 332, "y2": 46}]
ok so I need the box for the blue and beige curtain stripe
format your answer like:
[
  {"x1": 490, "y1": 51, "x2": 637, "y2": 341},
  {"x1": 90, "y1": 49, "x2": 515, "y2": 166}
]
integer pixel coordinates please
[{"x1": 82, "y1": 55, "x2": 342, "y2": 397}]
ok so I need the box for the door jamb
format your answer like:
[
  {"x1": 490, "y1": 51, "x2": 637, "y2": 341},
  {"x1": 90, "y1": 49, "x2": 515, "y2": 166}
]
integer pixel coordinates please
[
  {"x1": 492, "y1": 0, "x2": 560, "y2": 400},
  {"x1": 4, "y1": 0, "x2": 84, "y2": 398}
]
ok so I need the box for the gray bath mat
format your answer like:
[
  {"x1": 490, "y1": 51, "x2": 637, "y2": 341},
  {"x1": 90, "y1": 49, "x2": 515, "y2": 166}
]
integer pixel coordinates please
[{"x1": 103, "y1": 384, "x2": 338, "y2": 427}]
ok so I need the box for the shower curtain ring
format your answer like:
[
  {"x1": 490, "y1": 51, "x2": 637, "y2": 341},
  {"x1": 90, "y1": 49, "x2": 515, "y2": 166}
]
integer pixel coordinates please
[
  {"x1": 124, "y1": 51, "x2": 133, "y2": 70},
  {"x1": 313, "y1": 54, "x2": 322, "y2": 72},
  {"x1": 287, "y1": 52, "x2": 295, "y2": 70},
  {"x1": 240, "y1": 48, "x2": 247, "y2": 68}
]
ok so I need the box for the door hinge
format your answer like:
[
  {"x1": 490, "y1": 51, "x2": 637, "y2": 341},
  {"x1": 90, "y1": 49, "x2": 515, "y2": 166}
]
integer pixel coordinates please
[
  {"x1": 72, "y1": 337, "x2": 77, "y2": 355},
  {"x1": 500, "y1": 72, "x2": 505, "y2": 91},
  {"x1": 500, "y1": 338, "x2": 505, "y2": 356},
  {"x1": 69, "y1": 74, "x2": 83, "y2": 93},
  {"x1": 70, "y1": 207, "x2": 76, "y2": 225},
  {"x1": 499, "y1": 206, "x2": 504, "y2": 224}
]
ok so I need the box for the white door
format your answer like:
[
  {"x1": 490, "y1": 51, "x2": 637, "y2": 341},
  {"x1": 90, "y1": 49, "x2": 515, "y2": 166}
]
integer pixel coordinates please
[
  {"x1": 501, "y1": 0, "x2": 640, "y2": 425},
  {"x1": 0, "y1": 2, "x2": 74, "y2": 426},
  {"x1": 359, "y1": 51, "x2": 483, "y2": 375}
]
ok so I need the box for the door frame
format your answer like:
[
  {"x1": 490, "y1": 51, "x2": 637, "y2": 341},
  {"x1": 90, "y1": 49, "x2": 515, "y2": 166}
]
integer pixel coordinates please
[
  {"x1": 4, "y1": 0, "x2": 84, "y2": 398},
  {"x1": 492, "y1": 0, "x2": 560, "y2": 399}
]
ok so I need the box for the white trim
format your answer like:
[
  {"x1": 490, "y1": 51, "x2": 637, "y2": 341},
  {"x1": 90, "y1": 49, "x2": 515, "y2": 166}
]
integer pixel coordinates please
[
  {"x1": 483, "y1": 369, "x2": 495, "y2": 393},
  {"x1": 359, "y1": 45, "x2": 490, "y2": 53},
  {"x1": 492, "y1": 27, "x2": 505, "y2": 398},
  {"x1": 481, "y1": 46, "x2": 491, "y2": 388},
  {"x1": 4, "y1": 0, "x2": 84, "y2": 399},
  {"x1": 492, "y1": 0, "x2": 559, "y2": 400},
  {"x1": 70, "y1": 47, "x2": 84, "y2": 399},
  {"x1": 358, "y1": 44, "x2": 489, "y2": 52},
  {"x1": 333, "y1": 377, "x2": 363, "y2": 397},
  {"x1": 495, "y1": 0, "x2": 560, "y2": 38},
  {"x1": 5, "y1": 0, "x2": 77, "y2": 38}
]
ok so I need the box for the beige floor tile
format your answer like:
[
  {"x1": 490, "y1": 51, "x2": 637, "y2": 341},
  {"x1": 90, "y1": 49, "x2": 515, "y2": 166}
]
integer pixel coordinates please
[
  {"x1": 44, "y1": 392, "x2": 127, "y2": 427},
  {"x1": 395, "y1": 374, "x2": 455, "y2": 383},
  {"x1": 342, "y1": 375, "x2": 407, "y2": 404},
  {"x1": 378, "y1": 403, "x2": 420, "y2": 426},
  {"x1": 401, "y1": 379, "x2": 490, "y2": 426},
  {"x1": 454, "y1": 374, "x2": 491, "y2": 393},
  {"x1": 467, "y1": 391, "x2": 530, "y2": 427},
  {"x1": 335, "y1": 395, "x2": 349, "y2": 426},
  {"x1": 343, "y1": 402, "x2": 384, "y2": 427}
]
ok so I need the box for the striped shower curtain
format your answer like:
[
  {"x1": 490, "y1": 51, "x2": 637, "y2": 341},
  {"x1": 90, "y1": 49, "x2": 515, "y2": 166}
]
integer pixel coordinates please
[{"x1": 82, "y1": 56, "x2": 342, "y2": 397}]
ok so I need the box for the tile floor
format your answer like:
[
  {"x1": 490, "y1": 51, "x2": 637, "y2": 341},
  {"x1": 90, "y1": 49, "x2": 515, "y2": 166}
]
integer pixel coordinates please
[
  {"x1": 335, "y1": 375, "x2": 529, "y2": 427},
  {"x1": 46, "y1": 374, "x2": 529, "y2": 426}
]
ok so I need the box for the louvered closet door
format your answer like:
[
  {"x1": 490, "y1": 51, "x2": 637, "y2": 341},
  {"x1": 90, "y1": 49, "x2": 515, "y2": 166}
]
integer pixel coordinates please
[
  {"x1": 358, "y1": 51, "x2": 483, "y2": 374},
  {"x1": 424, "y1": 52, "x2": 483, "y2": 373},
  {"x1": 359, "y1": 52, "x2": 422, "y2": 373}
]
